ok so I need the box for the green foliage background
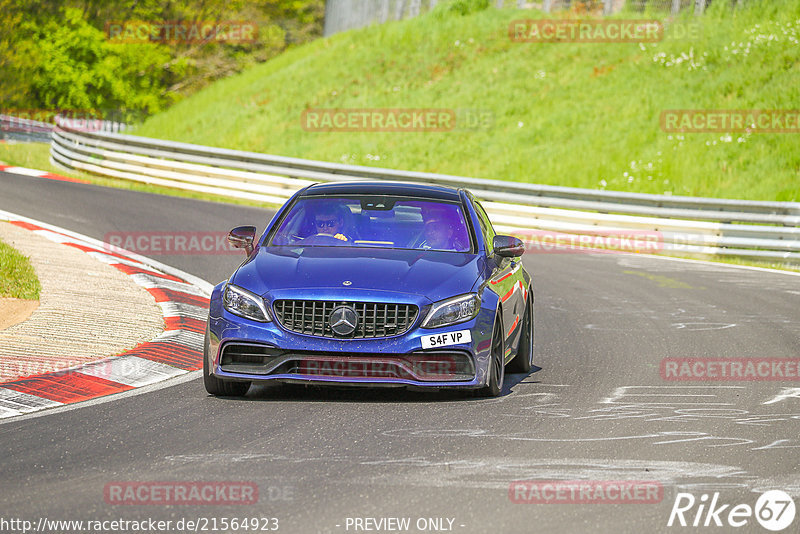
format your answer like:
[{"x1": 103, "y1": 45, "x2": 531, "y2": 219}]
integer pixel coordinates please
[
  {"x1": 0, "y1": 0, "x2": 324, "y2": 122},
  {"x1": 134, "y1": 0, "x2": 800, "y2": 201}
]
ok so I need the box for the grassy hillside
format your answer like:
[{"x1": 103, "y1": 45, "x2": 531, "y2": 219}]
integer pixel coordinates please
[
  {"x1": 134, "y1": 0, "x2": 800, "y2": 201},
  {"x1": 0, "y1": 236, "x2": 40, "y2": 300}
]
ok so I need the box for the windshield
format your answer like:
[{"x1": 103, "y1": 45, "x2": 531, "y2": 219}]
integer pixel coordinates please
[{"x1": 269, "y1": 196, "x2": 472, "y2": 253}]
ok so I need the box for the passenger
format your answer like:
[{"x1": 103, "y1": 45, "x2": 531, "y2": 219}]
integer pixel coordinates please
[{"x1": 416, "y1": 205, "x2": 469, "y2": 251}]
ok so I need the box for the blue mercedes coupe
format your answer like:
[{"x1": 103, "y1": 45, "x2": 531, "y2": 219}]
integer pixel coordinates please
[{"x1": 204, "y1": 181, "x2": 533, "y2": 397}]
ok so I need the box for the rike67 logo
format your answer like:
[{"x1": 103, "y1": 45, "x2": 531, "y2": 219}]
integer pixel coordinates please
[{"x1": 668, "y1": 490, "x2": 796, "y2": 531}]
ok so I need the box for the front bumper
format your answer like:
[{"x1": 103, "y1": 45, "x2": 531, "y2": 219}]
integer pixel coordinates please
[{"x1": 207, "y1": 287, "x2": 495, "y2": 389}]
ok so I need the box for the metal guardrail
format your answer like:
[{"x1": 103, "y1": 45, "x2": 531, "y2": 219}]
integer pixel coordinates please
[
  {"x1": 1, "y1": 115, "x2": 54, "y2": 143},
  {"x1": 49, "y1": 121, "x2": 800, "y2": 265},
  {"x1": 2, "y1": 114, "x2": 128, "y2": 143},
  {"x1": 323, "y1": 0, "x2": 714, "y2": 37}
]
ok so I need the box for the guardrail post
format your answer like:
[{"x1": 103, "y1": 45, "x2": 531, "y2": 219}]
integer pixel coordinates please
[
  {"x1": 542, "y1": 0, "x2": 552, "y2": 13},
  {"x1": 695, "y1": 0, "x2": 707, "y2": 14},
  {"x1": 671, "y1": 0, "x2": 681, "y2": 14},
  {"x1": 395, "y1": 0, "x2": 406, "y2": 19},
  {"x1": 323, "y1": 0, "x2": 335, "y2": 36},
  {"x1": 380, "y1": 0, "x2": 391, "y2": 22}
]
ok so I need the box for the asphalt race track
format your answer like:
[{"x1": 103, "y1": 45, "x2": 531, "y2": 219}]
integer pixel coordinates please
[{"x1": 1, "y1": 169, "x2": 799, "y2": 533}]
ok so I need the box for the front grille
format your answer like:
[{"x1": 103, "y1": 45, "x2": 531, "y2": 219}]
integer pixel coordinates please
[{"x1": 273, "y1": 300, "x2": 418, "y2": 338}]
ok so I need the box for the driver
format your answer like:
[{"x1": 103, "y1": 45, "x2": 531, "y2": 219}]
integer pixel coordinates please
[{"x1": 312, "y1": 204, "x2": 351, "y2": 242}]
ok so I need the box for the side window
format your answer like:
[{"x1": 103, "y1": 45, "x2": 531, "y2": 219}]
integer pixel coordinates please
[{"x1": 473, "y1": 200, "x2": 496, "y2": 255}]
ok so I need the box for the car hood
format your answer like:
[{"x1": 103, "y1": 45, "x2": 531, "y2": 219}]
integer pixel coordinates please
[{"x1": 231, "y1": 246, "x2": 483, "y2": 304}]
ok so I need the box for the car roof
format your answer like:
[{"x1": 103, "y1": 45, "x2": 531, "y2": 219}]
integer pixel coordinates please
[{"x1": 301, "y1": 181, "x2": 463, "y2": 201}]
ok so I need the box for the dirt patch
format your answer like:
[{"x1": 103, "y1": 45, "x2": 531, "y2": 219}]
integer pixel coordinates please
[{"x1": 0, "y1": 298, "x2": 39, "y2": 331}]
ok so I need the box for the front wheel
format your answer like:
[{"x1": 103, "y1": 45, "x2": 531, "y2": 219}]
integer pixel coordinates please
[
  {"x1": 507, "y1": 294, "x2": 534, "y2": 374},
  {"x1": 475, "y1": 316, "x2": 505, "y2": 397},
  {"x1": 203, "y1": 323, "x2": 250, "y2": 397}
]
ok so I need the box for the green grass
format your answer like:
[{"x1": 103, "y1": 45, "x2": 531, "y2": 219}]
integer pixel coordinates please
[
  {"x1": 0, "y1": 234, "x2": 41, "y2": 300},
  {"x1": 0, "y1": 142, "x2": 95, "y2": 183},
  {"x1": 664, "y1": 253, "x2": 800, "y2": 274},
  {"x1": 0, "y1": 142, "x2": 281, "y2": 209},
  {"x1": 131, "y1": 0, "x2": 800, "y2": 202}
]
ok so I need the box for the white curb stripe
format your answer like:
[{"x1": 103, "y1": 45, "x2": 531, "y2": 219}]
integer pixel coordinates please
[
  {"x1": 3, "y1": 167, "x2": 48, "y2": 178},
  {"x1": 85, "y1": 251, "x2": 146, "y2": 268},
  {"x1": 158, "y1": 301, "x2": 209, "y2": 321},
  {"x1": 0, "y1": 388, "x2": 63, "y2": 418},
  {"x1": 152, "y1": 330, "x2": 205, "y2": 352},
  {"x1": 31, "y1": 229, "x2": 100, "y2": 248},
  {"x1": 0, "y1": 406, "x2": 23, "y2": 419},
  {"x1": 129, "y1": 273, "x2": 208, "y2": 297}
]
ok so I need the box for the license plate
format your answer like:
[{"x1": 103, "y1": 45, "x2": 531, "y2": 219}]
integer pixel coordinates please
[{"x1": 421, "y1": 329, "x2": 472, "y2": 349}]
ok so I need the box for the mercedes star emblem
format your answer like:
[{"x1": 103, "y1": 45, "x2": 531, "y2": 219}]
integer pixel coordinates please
[{"x1": 329, "y1": 305, "x2": 358, "y2": 336}]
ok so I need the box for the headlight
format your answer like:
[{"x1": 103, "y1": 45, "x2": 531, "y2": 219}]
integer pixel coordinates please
[
  {"x1": 223, "y1": 284, "x2": 271, "y2": 322},
  {"x1": 421, "y1": 293, "x2": 479, "y2": 329}
]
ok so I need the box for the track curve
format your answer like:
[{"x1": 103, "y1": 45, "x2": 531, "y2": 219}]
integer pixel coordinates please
[{"x1": 1, "y1": 169, "x2": 799, "y2": 533}]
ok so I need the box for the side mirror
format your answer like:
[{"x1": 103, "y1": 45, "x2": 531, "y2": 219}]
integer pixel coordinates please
[
  {"x1": 493, "y1": 235, "x2": 525, "y2": 258},
  {"x1": 228, "y1": 226, "x2": 257, "y2": 256}
]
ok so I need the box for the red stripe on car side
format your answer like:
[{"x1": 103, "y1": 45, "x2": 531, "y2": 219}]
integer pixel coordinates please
[
  {"x1": 491, "y1": 271, "x2": 513, "y2": 284},
  {"x1": 506, "y1": 315, "x2": 519, "y2": 337}
]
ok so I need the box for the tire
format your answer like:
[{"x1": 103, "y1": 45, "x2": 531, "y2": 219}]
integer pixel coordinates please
[
  {"x1": 507, "y1": 294, "x2": 534, "y2": 374},
  {"x1": 203, "y1": 323, "x2": 250, "y2": 397},
  {"x1": 475, "y1": 315, "x2": 505, "y2": 397}
]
